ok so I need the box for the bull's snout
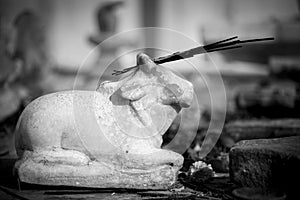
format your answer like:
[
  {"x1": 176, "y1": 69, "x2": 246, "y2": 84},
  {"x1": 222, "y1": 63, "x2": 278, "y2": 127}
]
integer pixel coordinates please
[{"x1": 178, "y1": 82, "x2": 194, "y2": 108}]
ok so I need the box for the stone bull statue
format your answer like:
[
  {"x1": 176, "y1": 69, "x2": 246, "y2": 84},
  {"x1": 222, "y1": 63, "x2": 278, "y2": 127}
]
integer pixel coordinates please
[{"x1": 14, "y1": 53, "x2": 194, "y2": 189}]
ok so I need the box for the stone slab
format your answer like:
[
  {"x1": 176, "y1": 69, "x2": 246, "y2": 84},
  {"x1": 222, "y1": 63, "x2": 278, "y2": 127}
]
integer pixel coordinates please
[
  {"x1": 225, "y1": 119, "x2": 300, "y2": 142},
  {"x1": 229, "y1": 136, "x2": 300, "y2": 198}
]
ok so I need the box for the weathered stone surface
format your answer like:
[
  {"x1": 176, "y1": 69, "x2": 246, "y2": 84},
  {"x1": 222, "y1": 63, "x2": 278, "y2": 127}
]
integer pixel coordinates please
[
  {"x1": 229, "y1": 136, "x2": 300, "y2": 197},
  {"x1": 235, "y1": 81, "x2": 298, "y2": 118},
  {"x1": 14, "y1": 53, "x2": 194, "y2": 189},
  {"x1": 224, "y1": 119, "x2": 300, "y2": 143}
]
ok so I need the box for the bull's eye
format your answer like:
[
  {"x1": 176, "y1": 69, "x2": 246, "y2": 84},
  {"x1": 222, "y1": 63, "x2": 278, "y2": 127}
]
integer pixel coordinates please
[
  {"x1": 162, "y1": 88, "x2": 176, "y2": 99},
  {"x1": 162, "y1": 84, "x2": 183, "y2": 101},
  {"x1": 161, "y1": 87, "x2": 179, "y2": 106},
  {"x1": 165, "y1": 84, "x2": 183, "y2": 97}
]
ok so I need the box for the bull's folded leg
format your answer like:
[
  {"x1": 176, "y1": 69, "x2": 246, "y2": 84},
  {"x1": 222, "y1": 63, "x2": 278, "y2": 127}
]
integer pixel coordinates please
[
  {"x1": 148, "y1": 149, "x2": 184, "y2": 167},
  {"x1": 123, "y1": 149, "x2": 184, "y2": 169},
  {"x1": 25, "y1": 149, "x2": 91, "y2": 165}
]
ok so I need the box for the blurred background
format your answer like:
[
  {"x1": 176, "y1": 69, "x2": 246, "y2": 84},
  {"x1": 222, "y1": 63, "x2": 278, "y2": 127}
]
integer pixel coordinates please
[{"x1": 0, "y1": 0, "x2": 300, "y2": 172}]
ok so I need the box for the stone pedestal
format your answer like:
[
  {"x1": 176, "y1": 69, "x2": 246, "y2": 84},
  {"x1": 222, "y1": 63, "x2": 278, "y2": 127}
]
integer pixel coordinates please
[{"x1": 16, "y1": 151, "x2": 180, "y2": 189}]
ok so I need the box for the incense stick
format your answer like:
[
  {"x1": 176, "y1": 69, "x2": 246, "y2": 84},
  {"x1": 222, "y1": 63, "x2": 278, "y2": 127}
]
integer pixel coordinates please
[{"x1": 112, "y1": 36, "x2": 274, "y2": 76}]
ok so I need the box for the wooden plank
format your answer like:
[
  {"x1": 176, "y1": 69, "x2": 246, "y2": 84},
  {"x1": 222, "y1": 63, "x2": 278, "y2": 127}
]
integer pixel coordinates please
[{"x1": 0, "y1": 176, "x2": 235, "y2": 200}]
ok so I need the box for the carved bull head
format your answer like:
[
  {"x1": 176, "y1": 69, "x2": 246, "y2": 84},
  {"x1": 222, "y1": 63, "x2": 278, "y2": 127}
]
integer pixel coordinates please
[{"x1": 99, "y1": 53, "x2": 194, "y2": 147}]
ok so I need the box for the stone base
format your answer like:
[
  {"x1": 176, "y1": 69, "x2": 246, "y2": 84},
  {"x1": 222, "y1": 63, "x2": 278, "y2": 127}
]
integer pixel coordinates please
[{"x1": 15, "y1": 153, "x2": 179, "y2": 190}]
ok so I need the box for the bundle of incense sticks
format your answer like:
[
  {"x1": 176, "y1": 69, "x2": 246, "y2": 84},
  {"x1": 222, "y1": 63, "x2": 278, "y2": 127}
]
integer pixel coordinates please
[{"x1": 112, "y1": 36, "x2": 274, "y2": 76}]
